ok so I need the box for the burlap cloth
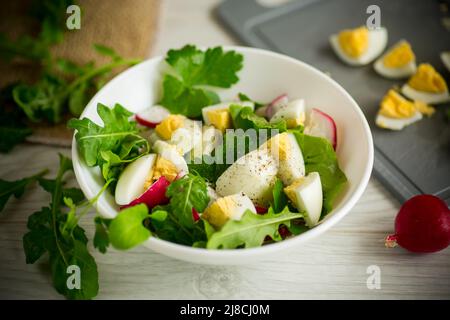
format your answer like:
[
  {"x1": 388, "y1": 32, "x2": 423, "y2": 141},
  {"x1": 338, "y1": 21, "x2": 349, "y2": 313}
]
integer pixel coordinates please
[{"x1": 0, "y1": 0, "x2": 160, "y2": 146}]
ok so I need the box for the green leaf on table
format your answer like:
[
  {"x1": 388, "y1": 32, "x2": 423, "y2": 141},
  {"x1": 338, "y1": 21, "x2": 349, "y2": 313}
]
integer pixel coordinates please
[
  {"x1": 207, "y1": 207, "x2": 303, "y2": 249},
  {"x1": 108, "y1": 204, "x2": 151, "y2": 250},
  {"x1": 93, "y1": 216, "x2": 110, "y2": 254},
  {"x1": 292, "y1": 132, "x2": 347, "y2": 216},
  {"x1": 165, "y1": 173, "x2": 210, "y2": 228},
  {"x1": 160, "y1": 45, "x2": 243, "y2": 117},
  {"x1": 93, "y1": 44, "x2": 121, "y2": 60},
  {"x1": 22, "y1": 154, "x2": 99, "y2": 300},
  {"x1": 38, "y1": 178, "x2": 85, "y2": 205},
  {"x1": 0, "y1": 169, "x2": 48, "y2": 212}
]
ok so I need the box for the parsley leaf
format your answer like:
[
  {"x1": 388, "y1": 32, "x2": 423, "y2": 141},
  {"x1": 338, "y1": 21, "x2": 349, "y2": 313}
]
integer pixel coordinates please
[
  {"x1": 160, "y1": 45, "x2": 243, "y2": 117},
  {"x1": 207, "y1": 207, "x2": 303, "y2": 249},
  {"x1": 0, "y1": 169, "x2": 48, "y2": 212}
]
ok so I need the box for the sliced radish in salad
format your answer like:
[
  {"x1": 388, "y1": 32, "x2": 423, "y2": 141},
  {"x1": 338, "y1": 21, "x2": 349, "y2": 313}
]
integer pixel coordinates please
[
  {"x1": 135, "y1": 105, "x2": 171, "y2": 128},
  {"x1": 121, "y1": 176, "x2": 171, "y2": 210},
  {"x1": 192, "y1": 208, "x2": 200, "y2": 222},
  {"x1": 255, "y1": 206, "x2": 268, "y2": 214},
  {"x1": 304, "y1": 108, "x2": 337, "y2": 150},
  {"x1": 266, "y1": 94, "x2": 288, "y2": 118}
]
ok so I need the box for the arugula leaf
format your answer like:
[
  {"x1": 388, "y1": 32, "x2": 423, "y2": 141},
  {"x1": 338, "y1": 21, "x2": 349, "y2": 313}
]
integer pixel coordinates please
[
  {"x1": 69, "y1": 103, "x2": 149, "y2": 181},
  {"x1": 229, "y1": 104, "x2": 287, "y2": 132},
  {"x1": 292, "y1": 132, "x2": 347, "y2": 215},
  {"x1": 108, "y1": 204, "x2": 151, "y2": 250},
  {"x1": 38, "y1": 178, "x2": 85, "y2": 205},
  {"x1": 165, "y1": 173, "x2": 210, "y2": 228},
  {"x1": 0, "y1": 169, "x2": 48, "y2": 212},
  {"x1": 93, "y1": 217, "x2": 110, "y2": 254},
  {"x1": 23, "y1": 154, "x2": 99, "y2": 299},
  {"x1": 207, "y1": 208, "x2": 303, "y2": 249},
  {"x1": 271, "y1": 179, "x2": 288, "y2": 213},
  {"x1": 160, "y1": 45, "x2": 243, "y2": 117}
]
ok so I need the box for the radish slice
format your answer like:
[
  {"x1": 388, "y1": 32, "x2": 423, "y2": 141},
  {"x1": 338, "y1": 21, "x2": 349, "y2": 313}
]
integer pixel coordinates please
[
  {"x1": 121, "y1": 176, "x2": 170, "y2": 210},
  {"x1": 135, "y1": 105, "x2": 170, "y2": 128},
  {"x1": 266, "y1": 94, "x2": 288, "y2": 118},
  {"x1": 304, "y1": 108, "x2": 337, "y2": 149},
  {"x1": 192, "y1": 208, "x2": 200, "y2": 222},
  {"x1": 255, "y1": 206, "x2": 268, "y2": 214}
]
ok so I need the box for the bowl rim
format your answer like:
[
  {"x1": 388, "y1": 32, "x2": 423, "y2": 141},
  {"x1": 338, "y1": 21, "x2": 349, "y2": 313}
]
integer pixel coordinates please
[{"x1": 72, "y1": 45, "x2": 374, "y2": 259}]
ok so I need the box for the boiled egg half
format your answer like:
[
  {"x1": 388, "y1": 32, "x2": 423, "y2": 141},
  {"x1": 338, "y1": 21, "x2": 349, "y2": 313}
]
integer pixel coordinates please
[
  {"x1": 401, "y1": 63, "x2": 450, "y2": 104},
  {"x1": 284, "y1": 172, "x2": 323, "y2": 227},
  {"x1": 375, "y1": 89, "x2": 436, "y2": 130},
  {"x1": 269, "y1": 99, "x2": 306, "y2": 128},
  {"x1": 216, "y1": 148, "x2": 278, "y2": 207},
  {"x1": 202, "y1": 192, "x2": 256, "y2": 228},
  {"x1": 374, "y1": 40, "x2": 416, "y2": 79},
  {"x1": 263, "y1": 132, "x2": 305, "y2": 186},
  {"x1": 330, "y1": 26, "x2": 388, "y2": 66}
]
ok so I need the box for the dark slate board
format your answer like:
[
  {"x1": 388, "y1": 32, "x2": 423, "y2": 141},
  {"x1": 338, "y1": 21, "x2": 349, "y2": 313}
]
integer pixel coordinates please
[{"x1": 216, "y1": 0, "x2": 450, "y2": 204}]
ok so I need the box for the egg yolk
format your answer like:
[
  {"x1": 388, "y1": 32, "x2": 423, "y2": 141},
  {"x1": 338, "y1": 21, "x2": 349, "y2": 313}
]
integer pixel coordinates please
[
  {"x1": 155, "y1": 115, "x2": 184, "y2": 140},
  {"x1": 283, "y1": 177, "x2": 306, "y2": 204},
  {"x1": 206, "y1": 108, "x2": 231, "y2": 132},
  {"x1": 379, "y1": 90, "x2": 416, "y2": 119},
  {"x1": 338, "y1": 26, "x2": 369, "y2": 58},
  {"x1": 285, "y1": 113, "x2": 305, "y2": 128},
  {"x1": 266, "y1": 133, "x2": 289, "y2": 161},
  {"x1": 202, "y1": 197, "x2": 237, "y2": 228},
  {"x1": 407, "y1": 63, "x2": 448, "y2": 93},
  {"x1": 143, "y1": 156, "x2": 178, "y2": 190},
  {"x1": 414, "y1": 101, "x2": 435, "y2": 117},
  {"x1": 383, "y1": 41, "x2": 415, "y2": 68}
]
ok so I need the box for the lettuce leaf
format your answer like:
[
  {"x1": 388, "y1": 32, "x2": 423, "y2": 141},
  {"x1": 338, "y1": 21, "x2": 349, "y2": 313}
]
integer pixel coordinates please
[{"x1": 292, "y1": 132, "x2": 347, "y2": 216}]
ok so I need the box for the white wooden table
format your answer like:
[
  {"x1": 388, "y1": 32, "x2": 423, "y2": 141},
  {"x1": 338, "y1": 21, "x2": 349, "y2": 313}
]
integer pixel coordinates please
[{"x1": 1, "y1": 0, "x2": 449, "y2": 299}]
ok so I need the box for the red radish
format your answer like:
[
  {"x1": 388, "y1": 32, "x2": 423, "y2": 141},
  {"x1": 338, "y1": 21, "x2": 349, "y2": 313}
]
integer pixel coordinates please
[
  {"x1": 266, "y1": 94, "x2": 288, "y2": 118},
  {"x1": 255, "y1": 206, "x2": 268, "y2": 214},
  {"x1": 385, "y1": 195, "x2": 450, "y2": 253},
  {"x1": 304, "y1": 108, "x2": 337, "y2": 150},
  {"x1": 278, "y1": 225, "x2": 290, "y2": 238},
  {"x1": 192, "y1": 208, "x2": 200, "y2": 222},
  {"x1": 135, "y1": 105, "x2": 170, "y2": 128},
  {"x1": 121, "y1": 176, "x2": 170, "y2": 210}
]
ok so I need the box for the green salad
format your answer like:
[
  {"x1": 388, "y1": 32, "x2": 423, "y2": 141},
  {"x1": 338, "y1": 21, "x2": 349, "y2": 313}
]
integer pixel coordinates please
[{"x1": 70, "y1": 45, "x2": 347, "y2": 251}]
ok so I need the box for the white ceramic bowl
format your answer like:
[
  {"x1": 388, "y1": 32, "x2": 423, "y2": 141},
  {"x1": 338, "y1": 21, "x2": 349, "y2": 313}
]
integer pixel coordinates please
[{"x1": 72, "y1": 46, "x2": 373, "y2": 265}]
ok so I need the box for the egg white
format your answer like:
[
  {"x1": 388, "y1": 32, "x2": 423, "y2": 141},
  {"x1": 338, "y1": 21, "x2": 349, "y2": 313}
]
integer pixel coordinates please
[
  {"x1": 401, "y1": 84, "x2": 450, "y2": 105},
  {"x1": 330, "y1": 27, "x2": 388, "y2": 66},
  {"x1": 215, "y1": 148, "x2": 278, "y2": 206},
  {"x1": 441, "y1": 52, "x2": 450, "y2": 73},
  {"x1": 115, "y1": 154, "x2": 157, "y2": 205},
  {"x1": 270, "y1": 99, "x2": 305, "y2": 124},
  {"x1": 374, "y1": 40, "x2": 416, "y2": 79},
  {"x1": 375, "y1": 111, "x2": 422, "y2": 131}
]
